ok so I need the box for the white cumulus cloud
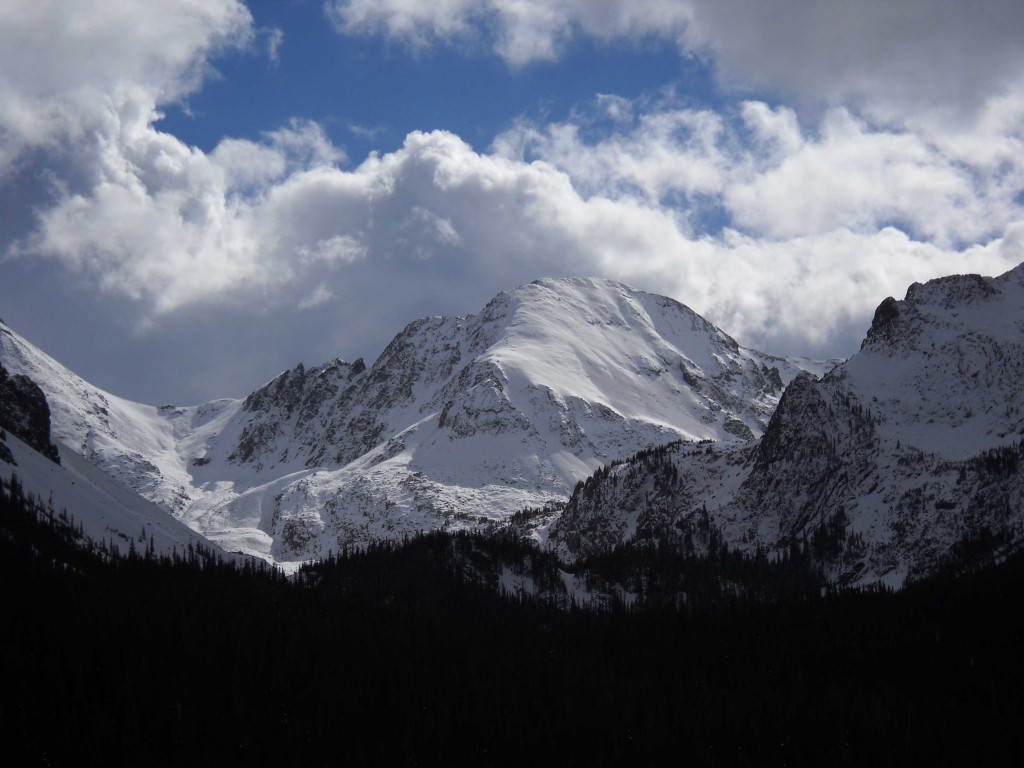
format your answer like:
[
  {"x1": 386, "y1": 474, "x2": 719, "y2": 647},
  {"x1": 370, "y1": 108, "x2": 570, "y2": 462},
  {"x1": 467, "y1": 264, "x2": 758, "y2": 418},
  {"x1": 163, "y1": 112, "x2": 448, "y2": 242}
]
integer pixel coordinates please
[
  {"x1": 497, "y1": 95, "x2": 1024, "y2": 248},
  {"x1": 0, "y1": 0, "x2": 253, "y2": 174}
]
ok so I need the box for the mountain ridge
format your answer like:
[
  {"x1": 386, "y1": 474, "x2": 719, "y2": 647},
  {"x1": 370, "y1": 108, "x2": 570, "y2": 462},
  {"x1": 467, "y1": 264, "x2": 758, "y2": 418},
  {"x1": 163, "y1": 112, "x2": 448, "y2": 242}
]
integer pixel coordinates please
[{"x1": 548, "y1": 264, "x2": 1024, "y2": 586}]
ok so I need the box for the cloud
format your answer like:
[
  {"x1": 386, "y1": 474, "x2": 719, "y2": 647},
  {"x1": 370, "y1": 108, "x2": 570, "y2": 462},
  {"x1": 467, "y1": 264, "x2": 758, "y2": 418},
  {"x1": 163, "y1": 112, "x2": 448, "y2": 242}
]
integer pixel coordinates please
[
  {"x1": 265, "y1": 27, "x2": 285, "y2": 65},
  {"x1": 496, "y1": 96, "x2": 1024, "y2": 248},
  {"x1": 726, "y1": 106, "x2": 1002, "y2": 246},
  {"x1": 327, "y1": 0, "x2": 1024, "y2": 119},
  {"x1": 679, "y1": 0, "x2": 1024, "y2": 118},
  {"x1": 2, "y1": 0, "x2": 1023, "y2": 406},
  {"x1": 297, "y1": 284, "x2": 335, "y2": 310},
  {"x1": 0, "y1": 0, "x2": 351, "y2": 316},
  {"x1": 669, "y1": 228, "x2": 1012, "y2": 357},
  {"x1": 15, "y1": 112, "x2": 355, "y2": 314},
  {"x1": 494, "y1": 106, "x2": 729, "y2": 212},
  {"x1": 0, "y1": 0, "x2": 258, "y2": 312},
  {"x1": 22, "y1": 117, "x2": 1021, "y2": 361},
  {"x1": 485, "y1": 95, "x2": 1023, "y2": 351},
  {"x1": 326, "y1": 0, "x2": 694, "y2": 66},
  {"x1": 0, "y1": 0, "x2": 252, "y2": 175}
]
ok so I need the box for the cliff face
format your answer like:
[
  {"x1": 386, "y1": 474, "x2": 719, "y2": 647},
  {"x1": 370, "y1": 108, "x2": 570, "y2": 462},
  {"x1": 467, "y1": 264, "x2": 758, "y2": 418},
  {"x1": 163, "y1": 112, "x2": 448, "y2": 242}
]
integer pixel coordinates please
[{"x1": 0, "y1": 361, "x2": 60, "y2": 464}]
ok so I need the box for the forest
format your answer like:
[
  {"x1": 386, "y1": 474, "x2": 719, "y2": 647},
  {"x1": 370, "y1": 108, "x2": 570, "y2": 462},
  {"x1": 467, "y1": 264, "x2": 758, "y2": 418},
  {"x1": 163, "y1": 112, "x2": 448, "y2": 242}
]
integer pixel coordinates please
[{"x1": 2, "y1": 470, "x2": 1022, "y2": 766}]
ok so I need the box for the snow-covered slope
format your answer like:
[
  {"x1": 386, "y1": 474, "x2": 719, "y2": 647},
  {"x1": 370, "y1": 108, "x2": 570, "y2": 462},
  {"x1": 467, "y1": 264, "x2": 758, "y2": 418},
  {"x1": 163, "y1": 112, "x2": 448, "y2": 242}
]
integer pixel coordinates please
[
  {"x1": 0, "y1": 418, "x2": 225, "y2": 562},
  {"x1": 0, "y1": 320, "x2": 242, "y2": 513},
  {"x1": 843, "y1": 270, "x2": 1024, "y2": 459},
  {"x1": 1, "y1": 279, "x2": 829, "y2": 565},
  {"x1": 549, "y1": 265, "x2": 1024, "y2": 586}
]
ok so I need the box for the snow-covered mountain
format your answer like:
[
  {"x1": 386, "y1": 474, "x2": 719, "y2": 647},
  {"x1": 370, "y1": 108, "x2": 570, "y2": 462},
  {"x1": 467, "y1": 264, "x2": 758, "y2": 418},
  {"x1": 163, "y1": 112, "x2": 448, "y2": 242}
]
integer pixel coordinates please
[
  {"x1": 549, "y1": 265, "x2": 1024, "y2": 586},
  {"x1": 0, "y1": 320, "x2": 240, "y2": 512},
  {"x1": 1, "y1": 279, "x2": 828, "y2": 565}
]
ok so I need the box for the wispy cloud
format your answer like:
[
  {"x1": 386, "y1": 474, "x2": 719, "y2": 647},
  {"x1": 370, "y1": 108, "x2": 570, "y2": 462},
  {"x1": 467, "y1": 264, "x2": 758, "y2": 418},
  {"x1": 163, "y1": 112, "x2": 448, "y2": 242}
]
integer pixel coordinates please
[
  {"x1": 326, "y1": 0, "x2": 694, "y2": 67},
  {"x1": 297, "y1": 284, "x2": 335, "y2": 310},
  {"x1": 264, "y1": 27, "x2": 285, "y2": 65}
]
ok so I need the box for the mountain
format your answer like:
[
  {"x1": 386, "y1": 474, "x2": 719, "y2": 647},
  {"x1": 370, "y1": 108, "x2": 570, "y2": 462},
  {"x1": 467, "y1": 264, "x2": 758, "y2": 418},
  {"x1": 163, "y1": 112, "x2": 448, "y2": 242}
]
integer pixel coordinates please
[
  {"x1": 1, "y1": 279, "x2": 829, "y2": 565},
  {"x1": 548, "y1": 265, "x2": 1024, "y2": 586}
]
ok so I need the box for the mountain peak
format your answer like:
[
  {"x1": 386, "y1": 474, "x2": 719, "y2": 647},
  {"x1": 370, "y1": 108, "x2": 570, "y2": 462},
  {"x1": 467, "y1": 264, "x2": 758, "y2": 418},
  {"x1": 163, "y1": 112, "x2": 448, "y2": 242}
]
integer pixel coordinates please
[
  {"x1": 526, "y1": 276, "x2": 633, "y2": 293},
  {"x1": 861, "y1": 296, "x2": 900, "y2": 348},
  {"x1": 903, "y1": 271, "x2": 999, "y2": 309},
  {"x1": 550, "y1": 261, "x2": 1024, "y2": 584}
]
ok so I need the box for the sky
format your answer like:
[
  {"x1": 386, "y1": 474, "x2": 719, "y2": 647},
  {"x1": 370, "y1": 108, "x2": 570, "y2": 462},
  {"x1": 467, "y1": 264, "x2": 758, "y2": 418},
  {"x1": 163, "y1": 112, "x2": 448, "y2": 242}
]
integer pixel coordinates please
[{"x1": 1, "y1": 1, "x2": 1023, "y2": 405}]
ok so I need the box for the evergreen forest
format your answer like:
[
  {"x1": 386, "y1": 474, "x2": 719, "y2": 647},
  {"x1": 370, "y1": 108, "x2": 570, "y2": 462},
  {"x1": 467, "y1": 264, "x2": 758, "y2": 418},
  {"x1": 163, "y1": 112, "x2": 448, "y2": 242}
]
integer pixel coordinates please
[{"x1": 2, "y1": 472, "x2": 1022, "y2": 767}]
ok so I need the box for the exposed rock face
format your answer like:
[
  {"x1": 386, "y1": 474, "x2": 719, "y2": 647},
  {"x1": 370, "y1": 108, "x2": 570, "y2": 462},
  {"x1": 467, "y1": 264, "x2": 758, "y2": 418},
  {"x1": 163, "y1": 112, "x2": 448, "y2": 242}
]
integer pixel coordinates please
[
  {"x1": 0, "y1": 362, "x2": 60, "y2": 464},
  {"x1": 549, "y1": 264, "x2": 1024, "y2": 586},
  {"x1": 228, "y1": 358, "x2": 369, "y2": 469},
  {"x1": 863, "y1": 296, "x2": 900, "y2": 347}
]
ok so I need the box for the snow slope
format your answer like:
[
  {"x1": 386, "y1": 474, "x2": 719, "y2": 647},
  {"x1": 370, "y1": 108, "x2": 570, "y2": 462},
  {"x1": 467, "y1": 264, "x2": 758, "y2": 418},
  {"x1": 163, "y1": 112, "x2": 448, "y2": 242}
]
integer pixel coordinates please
[
  {"x1": 1, "y1": 429, "x2": 226, "y2": 560},
  {"x1": 0, "y1": 320, "x2": 242, "y2": 513}
]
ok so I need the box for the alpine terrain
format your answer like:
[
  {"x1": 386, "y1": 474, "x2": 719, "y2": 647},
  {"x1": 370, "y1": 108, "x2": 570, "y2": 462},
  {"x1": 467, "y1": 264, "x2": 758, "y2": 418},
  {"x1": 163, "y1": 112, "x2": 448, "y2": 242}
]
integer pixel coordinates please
[
  {"x1": 0, "y1": 278, "x2": 828, "y2": 566},
  {"x1": 6, "y1": 273, "x2": 1021, "y2": 768}
]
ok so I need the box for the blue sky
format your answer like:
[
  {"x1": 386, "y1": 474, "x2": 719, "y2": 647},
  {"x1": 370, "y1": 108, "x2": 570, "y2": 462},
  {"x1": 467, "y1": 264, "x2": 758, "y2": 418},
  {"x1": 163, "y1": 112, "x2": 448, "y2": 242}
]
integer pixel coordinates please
[
  {"x1": 1, "y1": 1, "x2": 1023, "y2": 404},
  {"x1": 161, "y1": 1, "x2": 708, "y2": 164}
]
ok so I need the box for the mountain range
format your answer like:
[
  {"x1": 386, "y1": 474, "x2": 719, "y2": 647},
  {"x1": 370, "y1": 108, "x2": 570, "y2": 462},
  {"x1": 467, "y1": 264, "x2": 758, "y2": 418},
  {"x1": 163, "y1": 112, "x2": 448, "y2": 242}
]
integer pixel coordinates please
[
  {"x1": 549, "y1": 266, "x2": 1024, "y2": 586},
  {"x1": 1, "y1": 278, "x2": 828, "y2": 566},
  {"x1": 2, "y1": 267, "x2": 1022, "y2": 586}
]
